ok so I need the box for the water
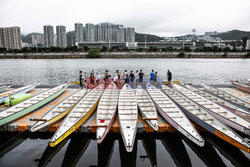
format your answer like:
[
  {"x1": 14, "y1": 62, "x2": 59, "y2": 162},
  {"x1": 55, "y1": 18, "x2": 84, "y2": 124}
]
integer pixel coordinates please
[
  {"x1": 0, "y1": 58, "x2": 250, "y2": 166},
  {"x1": 0, "y1": 59, "x2": 249, "y2": 85},
  {"x1": 0, "y1": 133, "x2": 249, "y2": 167}
]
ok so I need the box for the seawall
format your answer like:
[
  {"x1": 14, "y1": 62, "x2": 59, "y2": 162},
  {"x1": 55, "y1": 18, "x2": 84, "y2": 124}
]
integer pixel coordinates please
[{"x1": 0, "y1": 52, "x2": 249, "y2": 59}]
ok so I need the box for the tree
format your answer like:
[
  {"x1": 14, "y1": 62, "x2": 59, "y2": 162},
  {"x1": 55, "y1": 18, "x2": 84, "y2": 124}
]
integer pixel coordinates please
[
  {"x1": 83, "y1": 46, "x2": 89, "y2": 52},
  {"x1": 101, "y1": 46, "x2": 108, "y2": 52},
  {"x1": 136, "y1": 48, "x2": 144, "y2": 52},
  {"x1": 223, "y1": 47, "x2": 231, "y2": 52},
  {"x1": 148, "y1": 46, "x2": 158, "y2": 52},
  {"x1": 0, "y1": 47, "x2": 7, "y2": 53},
  {"x1": 87, "y1": 48, "x2": 101, "y2": 58},
  {"x1": 177, "y1": 51, "x2": 185, "y2": 58},
  {"x1": 184, "y1": 47, "x2": 191, "y2": 52}
]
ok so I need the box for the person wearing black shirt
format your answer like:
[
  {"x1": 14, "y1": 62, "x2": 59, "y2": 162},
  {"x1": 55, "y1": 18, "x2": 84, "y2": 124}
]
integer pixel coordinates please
[
  {"x1": 79, "y1": 71, "x2": 84, "y2": 89},
  {"x1": 130, "y1": 71, "x2": 135, "y2": 83},
  {"x1": 138, "y1": 70, "x2": 144, "y2": 83},
  {"x1": 167, "y1": 70, "x2": 172, "y2": 82}
]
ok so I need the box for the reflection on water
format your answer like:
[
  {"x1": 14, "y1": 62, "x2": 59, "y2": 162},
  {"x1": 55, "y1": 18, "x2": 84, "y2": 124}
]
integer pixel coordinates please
[
  {"x1": 183, "y1": 137, "x2": 226, "y2": 167},
  {"x1": 37, "y1": 139, "x2": 68, "y2": 167},
  {"x1": 98, "y1": 135, "x2": 115, "y2": 167},
  {"x1": 141, "y1": 136, "x2": 157, "y2": 167},
  {"x1": 0, "y1": 133, "x2": 249, "y2": 167},
  {"x1": 161, "y1": 134, "x2": 191, "y2": 167},
  {"x1": 61, "y1": 135, "x2": 91, "y2": 167},
  {"x1": 0, "y1": 59, "x2": 249, "y2": 85}
]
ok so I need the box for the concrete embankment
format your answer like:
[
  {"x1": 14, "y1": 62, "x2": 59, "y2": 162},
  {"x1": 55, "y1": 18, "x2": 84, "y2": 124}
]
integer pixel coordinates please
[{"x1": 0, "y1": 52, "x2": 249, "y2": 59}]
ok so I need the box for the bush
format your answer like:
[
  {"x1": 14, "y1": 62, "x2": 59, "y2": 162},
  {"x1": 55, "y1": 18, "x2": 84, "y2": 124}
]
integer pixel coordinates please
[
  {"x1": 177, "y1": 51, "x2": 185, "y2": 58},
  {"x1": 148, "y1": 46, "x2": 158, "y2": 52},
  {"x1": 101, "y1": 46, "x2": 108, "y2": 52},
  {"x1": 244, "y1": 52, "x2": 250, "y2": 58},
  {"x1": 87, "y1": 49, "x2": 101, "y2": 58},
  {"x1": 222, "y1": 52, "x2": 228, "y2": 58}
]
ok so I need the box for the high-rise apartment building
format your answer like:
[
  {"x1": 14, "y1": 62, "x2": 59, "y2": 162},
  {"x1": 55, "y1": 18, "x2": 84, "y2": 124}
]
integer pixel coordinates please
[
  {"x1": 116, "y1": 25, "x2": 125, "y2": 42},
  {"x1": 56, "y1": 25, "x2": 67, "y2": 47},
  {"x1": 43, "y1": 25, "x2": 54, "y2": 47},
  {"x1": 85, "y1": 23, "x2": 95, "y2": 42},
  {"x1": 94, "y1": 24, "x2": 102, "y2": 42},
  {"x1": 126, "y1": 28, "x2": 135, "y2": 43},
  {"x1": 0, "y1": 26, "x2": 22, "y2": 49},
  {"x1": 75, "y1": 22, "x2": 135, "y2": 43},
  {"x1": 74, "y1": 23, "x2": 84, "y2": 44}
]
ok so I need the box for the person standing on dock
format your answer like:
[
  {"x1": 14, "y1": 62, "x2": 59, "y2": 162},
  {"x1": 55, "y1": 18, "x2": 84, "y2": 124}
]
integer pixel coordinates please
[
  {"x1": 104, "y1": 70, "x2": 109, "y2": 81},
  {"x1": 136, "y1": 70, "x2": 139, "y2": 84},
  {"x1": 123, "y1": 70, "x2": 128, "y2": 79},
  {"x1": 167, "y1": 70, "x2": 172, "y2": 83},
  {"x1": 90, "y1": 70, "x2": 95, "y2": 86},
  {"x1": 155, "y1": 71, "x2": 158, "y2": 82},
  {"x1": 139, "y1": 70, "x2": 144, "y2": 84},
  {"x1": 150, "y1": 70, "x2": 155, "y2": 81},
  {"x1": 125, "y1": 74, "x2": 130, "y2": 84},
  {"x1": 116, "y1": 70, "x2": 121, "y2": 79},
  {"x1": 79, "y1": 71, "x2": 84, "y2": 89},
  {"x1": 130, "y1": 71, "x2": 135, "y2": 83},
  {"x1": 96, "y1": 72, "x2": 100, "y2": 85}
]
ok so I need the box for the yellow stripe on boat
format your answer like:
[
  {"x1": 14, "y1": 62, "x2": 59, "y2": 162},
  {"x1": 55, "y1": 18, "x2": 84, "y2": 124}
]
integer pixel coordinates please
[{"x1": 49, "y1": 101, "x2": 99, "y2": 147}]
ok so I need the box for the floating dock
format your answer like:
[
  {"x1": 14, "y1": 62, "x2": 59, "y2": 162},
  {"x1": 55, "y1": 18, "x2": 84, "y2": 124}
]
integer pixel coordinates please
[{"x1": 0, "y1": 86, "x2": 249, "y2": 133}]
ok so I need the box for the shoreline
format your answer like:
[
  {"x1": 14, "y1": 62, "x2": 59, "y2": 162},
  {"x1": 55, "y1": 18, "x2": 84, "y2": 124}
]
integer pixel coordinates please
[{"x1": 0, "y1": 52, "x2": 249, "y2": 59}]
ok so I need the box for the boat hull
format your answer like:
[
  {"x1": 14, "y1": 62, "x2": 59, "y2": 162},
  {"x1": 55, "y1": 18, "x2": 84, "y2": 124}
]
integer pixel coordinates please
[
  {"x1": 0, "y1": 85, "x2": 68, "y2": 126},
  {"x1": 49, "y1": 101, "x2": 99, "y2": 147},
  {"x1": 232, "y1": 81, "x2": 250, "y2": 93}
]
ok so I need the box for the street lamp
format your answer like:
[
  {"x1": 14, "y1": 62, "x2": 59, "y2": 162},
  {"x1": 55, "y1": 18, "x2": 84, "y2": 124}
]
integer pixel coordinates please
[{"x1": 192, "y1": 29, "x2": 196, "y2": 51}]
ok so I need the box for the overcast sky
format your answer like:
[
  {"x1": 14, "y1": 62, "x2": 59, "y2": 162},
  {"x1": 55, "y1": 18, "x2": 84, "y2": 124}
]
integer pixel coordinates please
[{"x1": 0, "y1": 0, "x2": 250, "y2": 37}]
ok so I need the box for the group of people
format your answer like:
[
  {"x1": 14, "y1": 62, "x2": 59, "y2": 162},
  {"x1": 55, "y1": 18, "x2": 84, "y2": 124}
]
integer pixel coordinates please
[{"x1": 79, "y1": 69, "x2": 172, "y2": 88}]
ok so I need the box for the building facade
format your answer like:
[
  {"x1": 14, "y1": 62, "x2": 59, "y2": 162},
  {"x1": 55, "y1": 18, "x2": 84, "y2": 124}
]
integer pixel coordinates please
[
  {"x1": 0, "y1": 26, "x2": 22, "y2": 49},
  {"x1": 85, "y1": 23, "x2": 95, "y2": 42},
  {"x1": 74, "y1": 23, "x2": 84, "y2": 44},
  {"x1": 56, "y1": 25, "x2": 67, "y2": 47},
  {"x1": 43, "y1": 25, "x2": 54, "y2": 47},
  {"x1": 32, "y1": 34, "x2": 44, "y2": 47},
  {"x1": 75, "y1": 23, "x2": 135, "y2": 43},
  {"x1": 126, "y1": 28, "x2": 135, "y2": 43}
]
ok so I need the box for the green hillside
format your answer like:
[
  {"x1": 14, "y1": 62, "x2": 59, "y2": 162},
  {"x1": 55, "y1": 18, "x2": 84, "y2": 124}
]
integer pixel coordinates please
[
  {"x1": 135, "y1": 33, "x2": 163, "y2": 42},
  {"x1": 214, "y1": 30, "x2": 250, "y2": 40},
  {"x1": 21, "y1": 33, "x2": 43, "y2": 43}
]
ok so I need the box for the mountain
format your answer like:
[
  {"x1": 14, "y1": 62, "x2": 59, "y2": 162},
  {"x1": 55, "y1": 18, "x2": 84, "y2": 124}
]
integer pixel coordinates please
[
  {"x1": 135, "y1": 33, "x2": 163, "y2": 42},
  {"x1": 21, "y1": 32, "x2": 43, "y2": 44},
  {"x1": 215, "y1": 30, "x2": 250, "y2": 40}
]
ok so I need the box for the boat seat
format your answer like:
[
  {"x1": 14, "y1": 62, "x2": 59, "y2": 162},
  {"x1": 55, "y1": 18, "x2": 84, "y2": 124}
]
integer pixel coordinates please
[
  {"x1": 194, "y1": 113, "x2": 207, "y2": 116},
  {"x1": 119, "y1": 118, "x2": 137, "y2": 121},
  {"x1": 52, "y1": 111, "x2": 65, "y2": 113},
  {"x1": 202, "y1": 118, "x2": 213, "y2": 121},
  {"x1": 69, "y1": 116, "x2": 83, "y2": 118},
  {"x1": 142, "y1": 118, "x2": 157, "y2": 120},
  {"x1": 171, "y1": 116, "x2": 183, "y2": 118},
  {"x1": 167, "y1": 111, "x2": 179, "y2": 113}
]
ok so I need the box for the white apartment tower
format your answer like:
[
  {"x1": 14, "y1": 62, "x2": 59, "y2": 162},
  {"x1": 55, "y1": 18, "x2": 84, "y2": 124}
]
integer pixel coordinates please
[
  {"x1": 126, "y1": 28, "x2": 135, "y2": 43},
  {"x1": 0, "y1": 26, "x2": 22, "y2": 49},
  {"x1": 85, "y1": 23, "x2": 95, "y2": 42},
  {"x1": 74, "y1": 23, "x2": 84, "y2": 44},
  {"x1": 56, "y1": 25, "x2": 67, "y2": 47},
  {"x1": 43, "y1": 25, "x2": 54, "y2": 47}
]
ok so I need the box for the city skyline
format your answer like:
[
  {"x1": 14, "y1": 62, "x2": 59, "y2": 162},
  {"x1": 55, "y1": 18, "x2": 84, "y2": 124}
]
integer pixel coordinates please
[{"x1": 0, "y1": 0, "x2": 250, "y2": 37}]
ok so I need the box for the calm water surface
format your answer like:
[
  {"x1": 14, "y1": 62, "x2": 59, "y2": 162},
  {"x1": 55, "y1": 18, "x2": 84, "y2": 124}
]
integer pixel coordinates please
[
  {"x1": 0, "y1": 133, "x2": 249, "y2": 167},
  {"x1": 0, "y1": 58, "x2": 249, "y2": 85}
]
